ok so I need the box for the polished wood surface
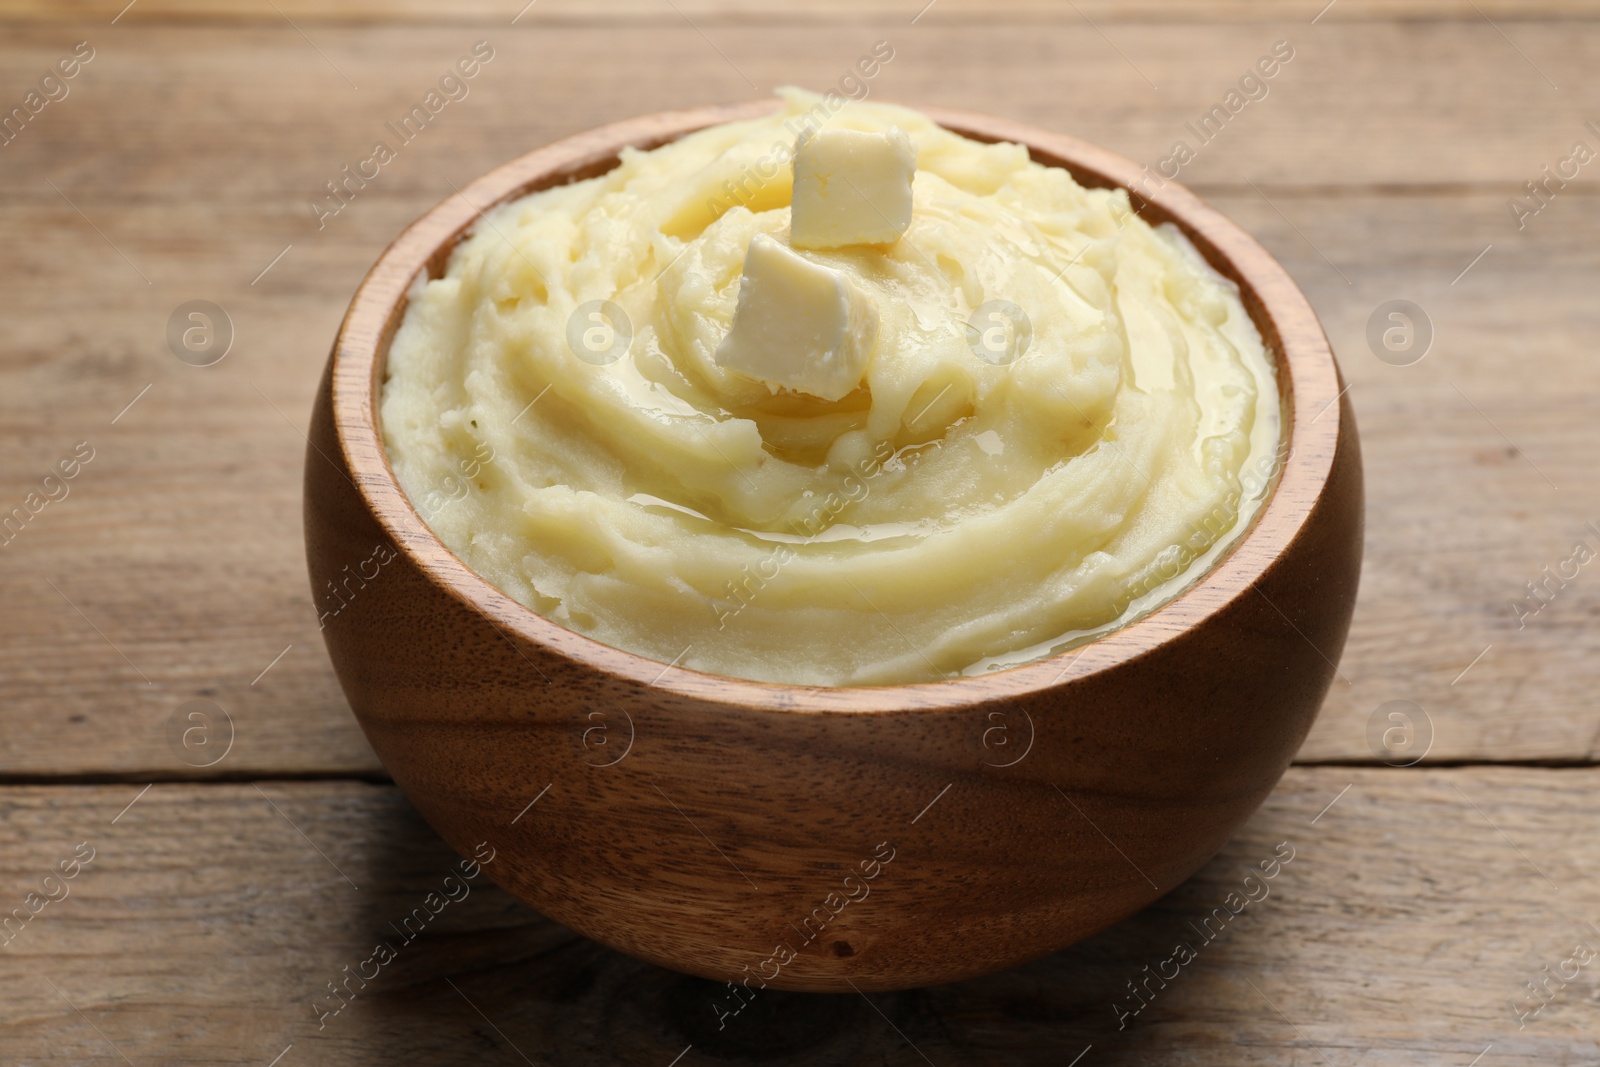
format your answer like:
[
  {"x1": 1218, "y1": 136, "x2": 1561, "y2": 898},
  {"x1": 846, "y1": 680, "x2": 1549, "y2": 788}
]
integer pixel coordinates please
[{"x1": 3, "y1": 0, "x2": 1597, "y2": 1057}]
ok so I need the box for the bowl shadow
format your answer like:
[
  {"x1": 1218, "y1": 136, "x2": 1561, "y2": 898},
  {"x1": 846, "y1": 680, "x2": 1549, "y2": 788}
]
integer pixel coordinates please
[{"x1": 321, "y1": 787, "x2": 1298, "y2": 1065}]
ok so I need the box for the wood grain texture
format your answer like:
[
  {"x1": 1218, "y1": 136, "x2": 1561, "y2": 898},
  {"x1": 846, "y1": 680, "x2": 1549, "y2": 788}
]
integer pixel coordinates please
[
  {"x1": 2, "y1": 768, "x2": 1596, "y2": 1063},
  {"x1": 1, "y1": 21, "x2": 1596, "y2": 191},
  {"x1": 0, "y1": 15, "x2": 1596, "y2": 780},
  {"x1": 8, "y1": 0, "x2": 1600, "y2": 24},
  {"x1": 0, "y1": 2, "x2": 1595, "y2": 1057}
]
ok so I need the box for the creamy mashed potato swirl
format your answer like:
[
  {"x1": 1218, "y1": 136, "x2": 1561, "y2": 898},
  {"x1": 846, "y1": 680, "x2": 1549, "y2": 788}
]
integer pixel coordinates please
[{"x1": 382, "y1": 91, "x2": 1281, "y2": 686}]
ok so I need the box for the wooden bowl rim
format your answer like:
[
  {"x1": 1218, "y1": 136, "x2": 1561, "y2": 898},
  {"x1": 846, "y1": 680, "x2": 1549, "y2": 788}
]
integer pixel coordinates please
[{"x1": 327, "y1": 98, "x2": 1343, "y2": 712}]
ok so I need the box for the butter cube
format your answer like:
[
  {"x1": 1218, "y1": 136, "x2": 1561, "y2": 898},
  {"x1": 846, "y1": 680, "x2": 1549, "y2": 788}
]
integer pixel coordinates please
[
  {"x1": 789, "y1": 126, "x2": 916, "y2": 249},
  {"x1": 714, "y1": 233, "x2": 878, "y2": 401}
]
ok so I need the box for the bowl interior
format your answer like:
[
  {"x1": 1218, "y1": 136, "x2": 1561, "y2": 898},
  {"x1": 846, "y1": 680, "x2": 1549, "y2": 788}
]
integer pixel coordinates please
[{"x1": 331, "y1": 100, "x2": 1342, "y2": 710}]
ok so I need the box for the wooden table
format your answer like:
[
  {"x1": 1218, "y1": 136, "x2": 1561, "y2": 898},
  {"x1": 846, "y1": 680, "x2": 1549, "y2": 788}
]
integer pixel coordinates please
[{"x1": 3, "y1": 1, "x2": 1598, "y2": 1062}]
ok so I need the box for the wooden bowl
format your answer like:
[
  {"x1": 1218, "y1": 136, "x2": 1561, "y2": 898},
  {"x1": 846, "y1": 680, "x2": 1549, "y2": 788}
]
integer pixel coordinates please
[{"x1": 304, "y1": 101, "x2": 1362, "y2": 993}]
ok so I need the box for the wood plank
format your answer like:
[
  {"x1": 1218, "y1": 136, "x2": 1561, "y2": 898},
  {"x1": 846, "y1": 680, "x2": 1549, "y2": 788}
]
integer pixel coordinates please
[
  {"x1": 2, "y1": 22, "x2": 1596, "y2": 191},
  {"x1": 8, "y1": 0, "x2": 1600, "y2": 24},
  {"x1": 1, "y1": 20, "x2": 1598, "y2": 773},
  {"x1": 0, "y1": 767, "x2": 1595, "y2": 1062}
]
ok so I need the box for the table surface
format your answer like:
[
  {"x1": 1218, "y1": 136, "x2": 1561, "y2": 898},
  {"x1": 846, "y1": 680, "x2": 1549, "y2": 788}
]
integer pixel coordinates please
[{"x1": 3, "y1": 1, "x2": 1598, "y2": 1063}]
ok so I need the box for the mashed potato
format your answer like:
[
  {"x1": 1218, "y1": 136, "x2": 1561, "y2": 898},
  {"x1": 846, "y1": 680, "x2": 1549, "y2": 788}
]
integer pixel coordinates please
[{"x1": 381, "y1": 90, "x2": 1281, "y2": 686}]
